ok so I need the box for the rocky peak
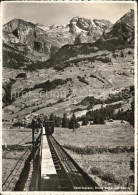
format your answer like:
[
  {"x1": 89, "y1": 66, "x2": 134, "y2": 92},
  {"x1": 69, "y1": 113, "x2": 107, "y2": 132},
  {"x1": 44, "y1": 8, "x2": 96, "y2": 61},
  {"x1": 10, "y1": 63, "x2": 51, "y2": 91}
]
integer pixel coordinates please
[
  {"x1": 50, "y1": 24, "x2": 67, "y2": 30},
  {"x1": 116, "y1": 9, "x2": 134, "y2": 27},
  {"x1": 3, "y1": 18, "x2": 36, "y2": 43},
  {"x1": 95, "y1": 9, "x2": 134, "y2": 49},
  {"x1": 107, "y1": 9, "x2": 134, "y2": 42},
  {"x1": 3, "y1": 18, "x2": 35, "y2": 34},
  {"x1": 69, "y1": 16, "x2": 112, "y2": 42},
  {"x1": 4, "y1": 18, "x2": 35, "y2": 30},
  {"x1": 35, "y1": 23, "x2": 49, "y2": 31}
]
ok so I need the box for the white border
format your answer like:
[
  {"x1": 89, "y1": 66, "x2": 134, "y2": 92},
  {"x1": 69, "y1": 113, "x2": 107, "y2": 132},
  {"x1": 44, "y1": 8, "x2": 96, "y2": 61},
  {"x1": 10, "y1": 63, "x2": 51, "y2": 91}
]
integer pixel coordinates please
[
  {"x1": 134, "y1": 0, "x2": 137, "y2": 194},
  {"x1": 0, "y1": 0, "x2": 3, "y2": 194},
  {"x1": 1, "y1": 0, "x2": 137, "y2": 4},
  {"x1": 1, "y1": 1, "x2": 137, "y2": 195}
]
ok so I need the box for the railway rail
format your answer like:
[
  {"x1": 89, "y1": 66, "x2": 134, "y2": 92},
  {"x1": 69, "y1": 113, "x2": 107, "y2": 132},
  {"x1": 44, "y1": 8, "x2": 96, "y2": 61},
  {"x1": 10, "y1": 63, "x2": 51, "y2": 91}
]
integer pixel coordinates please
[
  {"x1": 2, "y1": 131, "x2": 42, "y2": 191},
  {"x1": 3, "y1": 126, "x2": 101, "y2": 191},
  {"x1": 47, "y1": 135, "x2": 101, "y2": 191},
  {"x1": 2, "y1": 147, "x2": 31, "y2": 191}
]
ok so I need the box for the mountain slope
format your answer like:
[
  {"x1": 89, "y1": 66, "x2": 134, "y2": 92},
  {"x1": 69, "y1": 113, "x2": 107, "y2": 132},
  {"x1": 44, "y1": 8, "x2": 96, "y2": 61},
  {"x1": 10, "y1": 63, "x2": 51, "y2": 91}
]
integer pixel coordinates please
[
  {"x1": 96, "y1": 9, "x2": 134, "y2": 48},
  {"x1": 3, "y1": 17, "x2": 112, "y2": 69},
  {"x1": 70, "y1": 17, "x2": 112, "y2": 43},
  {"x1": 47, "y1": 9, "x2": 134, "y2": 68}
]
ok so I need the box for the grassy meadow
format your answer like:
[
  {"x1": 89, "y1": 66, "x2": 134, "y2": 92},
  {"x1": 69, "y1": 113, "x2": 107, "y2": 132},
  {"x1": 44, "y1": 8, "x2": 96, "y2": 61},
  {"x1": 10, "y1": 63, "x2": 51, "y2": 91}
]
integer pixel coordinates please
[{"x1": 53, "y1": 120, "x2": 134, "y2": 191}]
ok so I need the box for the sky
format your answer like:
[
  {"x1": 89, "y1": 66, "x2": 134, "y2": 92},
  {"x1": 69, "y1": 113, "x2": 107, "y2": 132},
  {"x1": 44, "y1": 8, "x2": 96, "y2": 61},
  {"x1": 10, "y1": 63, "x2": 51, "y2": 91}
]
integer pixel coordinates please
[{"x1": 2, "y1": 2, "x2": 135, "y2": 26}]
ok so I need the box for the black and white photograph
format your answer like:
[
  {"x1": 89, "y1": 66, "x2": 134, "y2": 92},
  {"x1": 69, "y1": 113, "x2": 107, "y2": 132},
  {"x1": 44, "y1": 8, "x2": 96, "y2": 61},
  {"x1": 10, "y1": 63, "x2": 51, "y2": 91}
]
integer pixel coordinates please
[{"x1": 1, "y1": 0, "x2": 137, "y2": 194}]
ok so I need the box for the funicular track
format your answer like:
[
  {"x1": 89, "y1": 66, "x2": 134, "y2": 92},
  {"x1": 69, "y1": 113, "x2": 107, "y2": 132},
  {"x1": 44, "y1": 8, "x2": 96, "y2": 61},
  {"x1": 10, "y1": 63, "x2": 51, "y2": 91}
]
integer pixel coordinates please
[{"x1": 47, "y1": 135, "x2": 101, "y2": 191}]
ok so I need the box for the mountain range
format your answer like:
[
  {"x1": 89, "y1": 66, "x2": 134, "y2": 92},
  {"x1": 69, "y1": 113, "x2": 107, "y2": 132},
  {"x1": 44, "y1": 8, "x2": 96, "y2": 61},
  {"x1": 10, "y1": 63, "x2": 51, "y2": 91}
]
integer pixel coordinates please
[{"x1": 3, "y1": 9, "x2": 134, "y2": 69}]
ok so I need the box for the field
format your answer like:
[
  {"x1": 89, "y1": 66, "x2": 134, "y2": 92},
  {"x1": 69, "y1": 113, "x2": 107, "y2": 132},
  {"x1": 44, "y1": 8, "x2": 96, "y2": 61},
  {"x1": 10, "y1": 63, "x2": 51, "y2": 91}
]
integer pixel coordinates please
[{"x1": 53, "y1": 121, "x2": 134, "y2": 191}]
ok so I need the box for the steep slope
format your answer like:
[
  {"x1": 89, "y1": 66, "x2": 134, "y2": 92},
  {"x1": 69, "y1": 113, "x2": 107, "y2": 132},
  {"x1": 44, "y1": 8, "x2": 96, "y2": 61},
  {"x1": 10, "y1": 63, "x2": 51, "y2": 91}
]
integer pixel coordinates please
[
  {"x1": 2, "y1": 78, "x2": 16, "y2": 106},
  {"x1": 96, "y1": 9, "x2": 134, "y2": 49},
  {"x1": 47, "y1": 9, "x2": 134, "y2": 68},
  {"x1": 46, "y1": 43, "x2": 98, "y2": 67},
  {"x1": 3, "y1": 17, "x2": 112, "y2": 69},
  {"x1": 108, "y1": 9, "x2": 134, "y2": 43},
  {"x1": 3, "y1": 19, "x2": 61, "y2": 55},
  {"x1": 70, "y1": 17, "x2": 112, "y2": 43}
]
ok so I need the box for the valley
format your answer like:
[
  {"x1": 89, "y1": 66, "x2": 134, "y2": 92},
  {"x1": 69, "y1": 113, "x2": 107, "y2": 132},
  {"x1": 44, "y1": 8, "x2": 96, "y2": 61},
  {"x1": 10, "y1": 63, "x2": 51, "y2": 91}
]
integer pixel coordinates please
[{"x1": 3, "y1": 47, "x2": 134, "y2": 122}]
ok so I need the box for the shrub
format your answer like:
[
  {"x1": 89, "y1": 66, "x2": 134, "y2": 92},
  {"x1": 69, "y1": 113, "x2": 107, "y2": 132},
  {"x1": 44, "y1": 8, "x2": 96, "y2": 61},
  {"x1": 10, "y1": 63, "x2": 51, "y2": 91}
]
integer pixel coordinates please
[
  {"x1": 128, "y1": 51, "x2": 132, "y2": 55},
  {"x1": 101, "y1": 173, "x2": 120, "y2": 184},
  {"x1": 90, "y1": 167, "x2": 120, "y2": 184},
  {"x1": 82, "y1": 116, "x2": 89, "y2": 126},
  {"x1": 16, "y1": 73, "x2": 27, "y2": 79},
  {"x1": 77, "y1": 96, "x2": 102, "y2": 107},
  {"x1": 96, "y1": 56, "x2": 111, "y2": 63},
  {"x1": 77, "y1": 76, "x2": 89, "y2": 85},
  {"x1": 63, "y1": 145, "x2": 133, "y2": 155},
  {"x1": 130, "y1": 157, "x2": 134, "y2": 172},
  {"x1": 112, "y1": 53, "x2": 118, "y2": 58},
  {"x1": 90, "y1": 167, "x2": 103, "y2": 175},
  {"x1": 13, "y1": 121, "x2": 23, "y2": 127},
  {"x1": 73, "y1": 108, "x2": 84, "y2": 112},
  {"x1": 2, "y1": 144, "x2": 30, "y2": 151},
  {"x1": 120, "y1": 51, "x2": 124, "y2": 57}
]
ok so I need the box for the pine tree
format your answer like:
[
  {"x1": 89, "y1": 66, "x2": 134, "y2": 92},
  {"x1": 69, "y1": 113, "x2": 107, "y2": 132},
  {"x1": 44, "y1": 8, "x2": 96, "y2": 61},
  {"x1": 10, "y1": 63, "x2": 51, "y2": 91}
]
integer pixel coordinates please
[
  {"x1": 131, "y1": 99, "x2": 134, "y2": 111},
  {"x1": 62, "y1": 113, "x2": 69, "y2": 128},
  {"x1": 69, "y1": 113, "x2": 79, "y2": 130},
  {"x1": 93, "y1": 116, "x2": 98, "y2": 124},
  {"x1": 99, "y1": 116, "x2": 105, "y2": 124},
  {"x1": 44, "y1": 115, "x2": 48, "y2": 121},
  {"x1": 54, "y1": 116, "x2": 61, "y2": 127},
  {"x1": 130, "y1": 157, "x2": 134, "y2": 172},
  {"x1": 57, "y1": 117, "x2": 61, "y2": 127},
  {"x1": 82, "y1": 116, "x2": 88, "y2": 126},
  {"x1": 43, "y1": 115, "x2": 48, "y2": 126},
  {"x1": 120, "y1": 51, "x2": 124, "y2": 57},
  {"x1": 49, "y1": 113, "x2": 54, "y2": 121}
]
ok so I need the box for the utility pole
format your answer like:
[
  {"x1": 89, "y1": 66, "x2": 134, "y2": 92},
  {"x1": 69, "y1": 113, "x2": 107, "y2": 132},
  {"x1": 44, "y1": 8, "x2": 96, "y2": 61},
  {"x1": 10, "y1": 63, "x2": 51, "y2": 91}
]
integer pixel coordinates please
[{"x1": 32, "y1": 119, "x2": 35, "y2": 150}]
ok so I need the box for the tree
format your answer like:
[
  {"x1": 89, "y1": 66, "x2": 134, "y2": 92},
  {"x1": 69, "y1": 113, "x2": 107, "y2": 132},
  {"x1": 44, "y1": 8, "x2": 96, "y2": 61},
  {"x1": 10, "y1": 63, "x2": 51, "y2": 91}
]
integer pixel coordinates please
[
  {"x1": 120, "y1": 51, "x2": 124, "y2": 57},
  {"x1": 128, "y1": 157, "x2": 134, "y2": 191},
  {"x1": 130, "y1": 157, "x2": 134, "y2": 172},
  {"x1": 130, "y1": 85, "x2": 134, "y2": 96},
  {"x1": 62, "y1": 113, "x2": 69, "y2": 128},
  {"x1": 57, "y1": 117, "x2": 62, "y2": 127},
  {"x1": 98, "y1": 116, "x2": 105, "y2": 124},
  {"x1": 82, "y1": 116, "x2": 88, "y2": 126},
  {"x1": 49, "y1": 113, "x2": 54, "y2": 121},
  {"x1": 44, "y1": 115, "x2": 48, "y2": 121},
  {"x1": 127, "y1": 111, "x2": 134, "y2": 127},
  {"x1": 69, "y1": 113, "x2": 79, "y2": 130},
  {"x1": 93, "y1": 116, "x2": 99, "y2": 124},
  {"x1": 54, "y1": 116, "x2": 61, "y2": 127},
  {"x1": 131, "y1": 99, "x2": 134, "y2": 111}
]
